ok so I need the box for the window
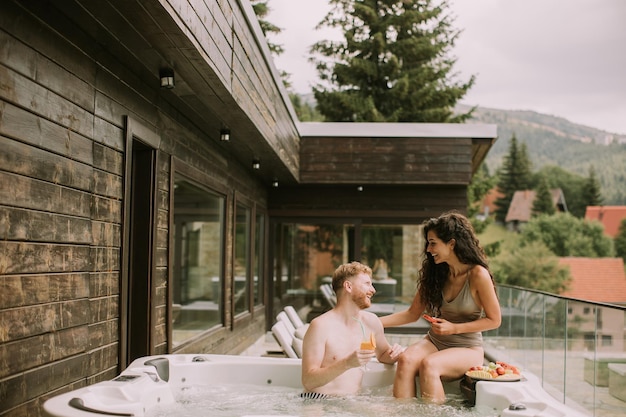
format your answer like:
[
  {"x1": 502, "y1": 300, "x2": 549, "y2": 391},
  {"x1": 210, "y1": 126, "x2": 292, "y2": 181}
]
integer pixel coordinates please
[
  {"x1": 234, "y1": 203, "x2": 251, "y2": 316},
  {"x1": 254, "y1": 212, "x2": 265, "y2": 306},
  {"x1": 172, "y1": 176, "x2": 225, "y2": 347},
  {"x1": 271, "y1": 221, "x2": 424, "y2": 320}
]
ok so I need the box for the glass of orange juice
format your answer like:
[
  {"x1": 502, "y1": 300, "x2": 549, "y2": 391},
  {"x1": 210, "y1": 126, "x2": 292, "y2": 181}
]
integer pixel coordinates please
[{"x1": 359, "y1": 332, "x2": 376, "y2": 370}]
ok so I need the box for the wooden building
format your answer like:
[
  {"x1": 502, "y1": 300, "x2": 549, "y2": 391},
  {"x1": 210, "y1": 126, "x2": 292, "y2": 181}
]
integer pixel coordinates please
[{"x1": 0, "y1": 1, "x2": 496, "y2": 415}]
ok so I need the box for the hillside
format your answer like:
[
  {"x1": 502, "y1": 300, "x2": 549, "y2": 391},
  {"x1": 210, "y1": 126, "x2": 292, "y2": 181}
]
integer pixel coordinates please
[{"x1": 459, "y1": 105, "x2": 626, "y2": 205}]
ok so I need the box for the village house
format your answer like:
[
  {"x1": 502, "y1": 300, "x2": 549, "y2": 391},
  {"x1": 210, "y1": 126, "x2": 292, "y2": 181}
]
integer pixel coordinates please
[
  {"x1": 585, "y1": 206, "x2": 626, "y2": 238},
  {"x1": 559, "y1": 257, "x2": 626, "y2": 351}
]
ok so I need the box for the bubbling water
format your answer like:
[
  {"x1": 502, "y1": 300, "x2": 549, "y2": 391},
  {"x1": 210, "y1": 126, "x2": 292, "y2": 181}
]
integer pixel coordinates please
[{"x1": 146, "y1": 383, "x2": 499, "y2": 417}]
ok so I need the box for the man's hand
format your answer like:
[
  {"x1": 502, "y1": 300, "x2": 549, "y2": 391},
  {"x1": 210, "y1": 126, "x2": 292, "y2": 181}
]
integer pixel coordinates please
[{"x1": 353, "y1": 348, "x2": 376, "y2": 368}]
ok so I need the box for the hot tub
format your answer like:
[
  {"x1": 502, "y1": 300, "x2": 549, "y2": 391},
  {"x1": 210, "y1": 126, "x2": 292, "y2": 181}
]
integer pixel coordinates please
[{"x1": 43, "y1": 354, "x2": 590, "y2": 417}]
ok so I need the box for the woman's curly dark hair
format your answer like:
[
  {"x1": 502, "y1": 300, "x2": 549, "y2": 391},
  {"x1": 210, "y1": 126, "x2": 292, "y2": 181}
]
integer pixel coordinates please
[{"x1": 418, "y1": 211, "x2": 494, "y2": 316}]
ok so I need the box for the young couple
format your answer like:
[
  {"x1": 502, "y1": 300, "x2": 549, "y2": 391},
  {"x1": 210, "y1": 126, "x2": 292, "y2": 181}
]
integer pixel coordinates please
[{"x1": 301, "y1": 211, "x2": 501, "y2": 403}]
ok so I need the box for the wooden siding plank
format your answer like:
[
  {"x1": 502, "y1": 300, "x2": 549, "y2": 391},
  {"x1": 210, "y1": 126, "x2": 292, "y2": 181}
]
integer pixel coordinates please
[
  {"x1": 0, "y1": 300, "x2": 89, "y2": 342},
  {"x1": 0, "y1": 136, "x2": 93, "y2": 192},
  {"x1": 0, "y1": 326, "x2": 89, "y2": 379},
  {"x1": 91, "y1": 194, "x2": 122, "y2": 223},
  {"x1": 91, "y1": 220, "x2": 121, "y2": 247},
  {"x1": 89, "y1": 272, "x2": 119, "y2": 299},
  {"x1": 0, "y1": 350, "x2": 90, "y2": 412},
  {"x1": 0, "y1": 102, "x2": 93, "y2": 165},
  {"x1": 0, "y1": 242, "x2": 92, "y2": 274},
  {"x1": 0, "y1": 273, "x2": 89, "y2": 309},
  {"x1": 93, "y1": 142, "x2": 124, "y2": 176},
  {"x1": 0, "y1": 172, "x2": 90, "y2": 216},
  {"x1": 0, "y1": 28, "x2": 95, "y2": 113},
  {"x1": 94, "y1": 117, "x2": 125, "y2": 152},
  {"x1": 88, "y1": 319, "x2": 118, "y2": 349},
  {"x1": 89, "y1": 296, "x2": 119, "y2": 324},
  {"x1": 91, "y1": 246, "x2": 121, "y2": 273},
  {"x1": 93, "y1": 76, "x2": 156, "y2": 132},
  {"x1": 0, "y1": 207, "x2": 92, "y2": 244},
  {"x1": 0, "y1": 64, "x2": 94, "y2": 138}
]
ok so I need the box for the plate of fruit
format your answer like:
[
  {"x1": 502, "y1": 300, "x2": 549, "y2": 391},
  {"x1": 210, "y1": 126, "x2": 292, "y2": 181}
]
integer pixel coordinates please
[{"x1": 465, "y1": 361, "x2": 522, "y2": 381}]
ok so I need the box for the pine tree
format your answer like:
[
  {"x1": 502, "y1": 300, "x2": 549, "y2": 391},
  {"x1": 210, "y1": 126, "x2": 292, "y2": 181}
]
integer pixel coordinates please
[
  {"x1": 494, "y1": 135, "x2": 533, "y2": 223},
  {"x1": 581, "y1": 165, "x2": 604, "y2": 207},
  {"x1": 251, "y1": 0, "x2": 292, "y2": 88},
  {"x1": 310, "y1": 0, "x2": 475, "y2": 122},
  {"x1": 532, "y1": 176, "x2": 555, "y2": 216},
  {"x1": 250, "y1": 0, "x2": 284, "y2": 55}
]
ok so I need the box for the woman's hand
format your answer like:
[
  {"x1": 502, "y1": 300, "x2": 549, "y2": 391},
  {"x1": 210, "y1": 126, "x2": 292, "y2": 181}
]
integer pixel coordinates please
[{"x1": 429, "y1": 318, "x2": 457, "y2": 335}]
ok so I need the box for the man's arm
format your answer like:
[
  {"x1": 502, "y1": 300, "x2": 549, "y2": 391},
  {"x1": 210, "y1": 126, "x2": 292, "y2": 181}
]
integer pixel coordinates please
[
  {"x1": 301, "y1": 320, "x2": 361, "y2": 391},
  {"x1": 362, "y1": 313, "x2": 404, "y2": 365}
]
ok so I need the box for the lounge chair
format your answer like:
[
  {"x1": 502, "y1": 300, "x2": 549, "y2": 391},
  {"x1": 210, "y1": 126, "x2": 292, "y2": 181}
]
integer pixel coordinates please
[
  {"x1": 283, "y1": 306, "x2": 309, "y2": 338},
  {"x1": 320, "y1": 283, "x2": 337, "y2": 308},
  {"x1": 271, "y1": 320, "x2": 299, "y2": 359}
]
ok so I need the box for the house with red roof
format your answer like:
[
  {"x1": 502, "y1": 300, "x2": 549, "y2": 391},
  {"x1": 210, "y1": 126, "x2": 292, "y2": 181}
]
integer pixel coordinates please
[
  {"x1": 558, "y1": 257, "x2": 626, "y2": 351},
  {"x1": 585, "y1": 206, "x2": 626, "y2": 238},
  {"x1": 559, "y1": 257, "x2": 626, "y2": 305}
]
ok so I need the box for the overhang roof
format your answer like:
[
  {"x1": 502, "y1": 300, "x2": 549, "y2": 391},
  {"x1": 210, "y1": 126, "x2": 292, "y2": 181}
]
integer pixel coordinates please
[{"x1": 298, "y1": 122, "x2": 497, "y2": 139}]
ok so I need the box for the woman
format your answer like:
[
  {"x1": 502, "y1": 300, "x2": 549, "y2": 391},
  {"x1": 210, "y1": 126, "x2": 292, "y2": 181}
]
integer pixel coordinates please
[{"x1": 380, "y1": 211, "x2": 501, "y2": 403}]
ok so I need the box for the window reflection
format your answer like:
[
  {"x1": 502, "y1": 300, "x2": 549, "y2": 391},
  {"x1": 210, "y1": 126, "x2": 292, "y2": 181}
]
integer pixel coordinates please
[
  {"x1": 272, "y1": 222, "x2": 423, "y2": 322},
  {"x1": 254, "y1": 213, "x2": 265, "y2": 306},
  {"x1": 234, "y1": 204, "x2": 250, "y2": 316},
  {"x1": 172, "y1": 177, "x2": 224, "y2": 347}
]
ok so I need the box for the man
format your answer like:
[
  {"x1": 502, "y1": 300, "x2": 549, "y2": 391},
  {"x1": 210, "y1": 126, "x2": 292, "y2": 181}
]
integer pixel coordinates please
[{"x1": 301, "y1": 261, "x2": 404, "y2": 396}]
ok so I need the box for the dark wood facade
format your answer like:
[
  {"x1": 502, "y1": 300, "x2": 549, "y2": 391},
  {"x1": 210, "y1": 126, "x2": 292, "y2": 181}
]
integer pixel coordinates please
[{"x1": 0, "y1": 1, "x2": 496, "y2": 415}]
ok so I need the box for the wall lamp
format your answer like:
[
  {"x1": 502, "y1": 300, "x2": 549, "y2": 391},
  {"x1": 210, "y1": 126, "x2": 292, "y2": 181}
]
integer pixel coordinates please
[
  {"x1": 272, "y1": 179, "x2": 279, "y2": 188},
  {"x1": 159, "y1": 68, "x2": 175, "y2": 89},
  {"x1": 220, "y1": 128, "x2": 230, "y2": 141},
  {"x1": 357, "y1": 186, "x2": 364, "y2": 192},
  {"x1": 252, "y1": 159, "x2": 261, "y2": 170}
]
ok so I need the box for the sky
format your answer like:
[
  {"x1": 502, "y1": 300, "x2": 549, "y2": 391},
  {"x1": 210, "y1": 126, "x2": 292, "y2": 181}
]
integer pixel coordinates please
[{"x1": 266, "y1": 0, "x2": 626, "y2": 134}]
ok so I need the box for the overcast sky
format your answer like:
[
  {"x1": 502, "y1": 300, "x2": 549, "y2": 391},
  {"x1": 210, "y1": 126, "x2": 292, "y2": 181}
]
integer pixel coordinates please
[{"x1": 267, "y1": 0, "x2": 626, "y2": 134}]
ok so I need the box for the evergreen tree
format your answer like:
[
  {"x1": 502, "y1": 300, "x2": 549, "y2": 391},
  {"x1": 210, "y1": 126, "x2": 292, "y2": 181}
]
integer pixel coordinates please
[
  {"x1": 251, "y1": 0, "x2": 284, "y2": 55},
  {"x1": 615, "y1": 219, "x2": 626, "y2": 262},
  {"x1": 532, "y1": 175, "x2": 555, "y2": 216},
  {"x1": 290, "y1": 94, "x2": 324, "y2": 121},
  {"x1": 534, "y1": 165, "x2": 586, "y2": 218},
  {"x1": 310, "y1": 0, "x2": 475, "y2": 122},
  {"x1": 581, "y1": 165, "x2": 604, "y2": 207},
  {"x1": 251, "y1": 0, "x2": 292, "y2": 88},
  {"x1": 494, "y1": 134, "x2": 533, "y2": 223}
]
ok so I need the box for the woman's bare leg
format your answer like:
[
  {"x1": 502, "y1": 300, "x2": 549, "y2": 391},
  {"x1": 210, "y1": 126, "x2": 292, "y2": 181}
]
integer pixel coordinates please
[
  {"x1": 393, "y1": 339, "x2": 437, "y2": 398},
  {"x1": 418, "y1": 346, "x2": 484, "y2": 403}
]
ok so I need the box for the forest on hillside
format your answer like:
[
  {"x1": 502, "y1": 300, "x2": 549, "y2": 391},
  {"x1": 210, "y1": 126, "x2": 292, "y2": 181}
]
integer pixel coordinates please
[{"x1": 462, "y1": 105, "x2": 626, "y2": 205}]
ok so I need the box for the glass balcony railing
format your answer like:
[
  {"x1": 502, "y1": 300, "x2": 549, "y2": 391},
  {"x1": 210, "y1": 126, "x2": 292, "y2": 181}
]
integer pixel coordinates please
[{"x1": 484, "y1": 284, "x2": 626, "y2": 417}]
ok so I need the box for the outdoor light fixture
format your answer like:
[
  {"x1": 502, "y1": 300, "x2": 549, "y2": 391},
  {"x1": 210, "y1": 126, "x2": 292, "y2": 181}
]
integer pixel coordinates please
[
  {"x1": 220, "y1": 128, "x2": 230, "y2": 141},
  {"x1": 252, "y1": 159, "x2": 261, "y2": 170},
  {"x1": 159, "y1": 68, "x2": 175, "y2": 89},
  {"x1": 357, "y1": 186, "x2": 364, "y2": 191},
  {"x1": 272, "y1": 179, "x2": 279, "y2": 188}
]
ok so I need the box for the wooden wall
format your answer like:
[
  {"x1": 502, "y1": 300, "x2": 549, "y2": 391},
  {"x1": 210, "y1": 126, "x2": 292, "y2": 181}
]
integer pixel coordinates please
[
  {"x1": 0, "y1": 0, "x2": 284, "y2": 415},
  {"x1": 299, "y1": 136, "x2": 473, "y2": 185},
  {"x1": 269, "y1": 185, "x2": 468, "y2": 222}
]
